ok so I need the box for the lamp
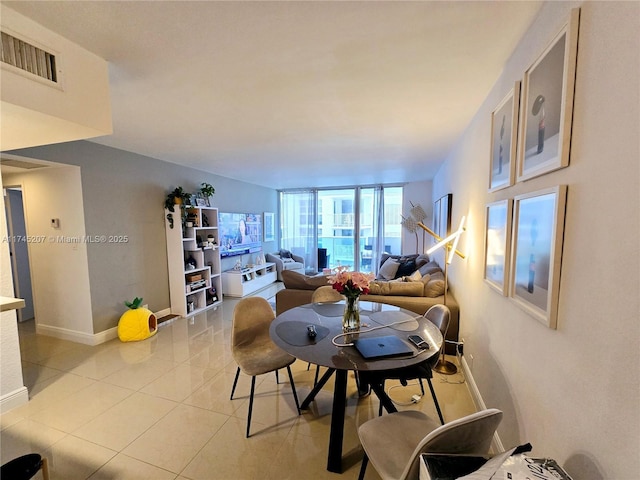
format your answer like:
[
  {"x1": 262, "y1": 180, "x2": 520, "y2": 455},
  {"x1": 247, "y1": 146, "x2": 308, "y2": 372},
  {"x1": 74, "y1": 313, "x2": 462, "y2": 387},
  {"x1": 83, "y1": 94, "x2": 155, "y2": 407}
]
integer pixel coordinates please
[
  {"x1": 417, "y1": 216, "x2": 466, "y2": 375},
  {"x1": 401, "y1": 202, "x2": 427, "y2": 254},
  {"x1": 401, "y1": 215, "x2": 418, "y2": 253}
]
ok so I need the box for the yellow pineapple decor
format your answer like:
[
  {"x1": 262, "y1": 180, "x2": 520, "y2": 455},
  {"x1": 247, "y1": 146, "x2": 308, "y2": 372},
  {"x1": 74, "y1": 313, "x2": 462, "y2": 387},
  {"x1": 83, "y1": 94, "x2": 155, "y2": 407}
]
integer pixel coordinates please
[{"x1": 117, "y1": 297, "x2": 158, "y2": 342}]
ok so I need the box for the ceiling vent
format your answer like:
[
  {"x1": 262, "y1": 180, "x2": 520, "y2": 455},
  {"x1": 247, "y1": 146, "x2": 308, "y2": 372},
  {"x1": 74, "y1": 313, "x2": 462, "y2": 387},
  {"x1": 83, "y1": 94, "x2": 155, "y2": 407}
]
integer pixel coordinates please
[
  {"x1": 1, "y1": 31, "x2": 57, "y2": 83},
  {"x1": 0, "y1": 158, "x2": 49, "y2": 170}
]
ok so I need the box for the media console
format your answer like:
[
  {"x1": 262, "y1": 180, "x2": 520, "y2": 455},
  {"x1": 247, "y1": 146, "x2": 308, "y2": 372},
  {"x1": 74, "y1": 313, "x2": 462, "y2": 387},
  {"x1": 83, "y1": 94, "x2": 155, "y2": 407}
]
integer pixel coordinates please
[{"x1": 221, "y1": 262, "x2": 277, "y2": 297}]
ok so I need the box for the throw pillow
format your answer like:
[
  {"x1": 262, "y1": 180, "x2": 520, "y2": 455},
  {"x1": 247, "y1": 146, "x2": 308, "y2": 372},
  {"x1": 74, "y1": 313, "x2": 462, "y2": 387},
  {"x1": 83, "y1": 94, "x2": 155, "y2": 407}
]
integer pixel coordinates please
[
  {"x1": 423, "y1": 271, "x2": 446, "y2": 297},
  {"x1": 378, "y1": 257, "x2": 400, "y2": 280},
  {"x1": 279, "y1": 249, "x2": 293, "y2": 259},
  {"x1": 282, "y1": 270, "x2": 331, "y2": 290},
  {"x1": 396, "y1": 258, "x2": 417, "y2": 278},
  {"x1": 419, "y1": 260, "x2": 442, "y2": 277},
  {"x1": 407, "y1": 270, "x2": 422, "y2": 282},
  {"x1": 415, "y1": 254, "x2": 430, "y2": 269}
]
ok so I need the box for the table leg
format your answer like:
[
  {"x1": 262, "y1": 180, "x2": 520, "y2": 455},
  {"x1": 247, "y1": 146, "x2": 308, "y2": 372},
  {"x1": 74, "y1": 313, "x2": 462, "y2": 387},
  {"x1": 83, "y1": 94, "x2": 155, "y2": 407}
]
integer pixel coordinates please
[
  {"x1": 300, "y1": 367, "x2": 335, "y2": 410},
  {"x1": 327, "y1": 369, "x2": 348, "y2": 473}
]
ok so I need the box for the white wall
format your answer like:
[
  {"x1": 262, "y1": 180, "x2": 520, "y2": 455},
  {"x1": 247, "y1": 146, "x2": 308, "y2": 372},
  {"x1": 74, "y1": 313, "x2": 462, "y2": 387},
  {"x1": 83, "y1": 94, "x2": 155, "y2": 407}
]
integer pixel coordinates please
[
  {"x1": 0, "y1": 176, "x2": 28, "y2": 412},
  {"x1": 4, "y1": 165, "x2": 94, "y2": 340},
  {"x1": 434, "y1": 2, "x2": 639, "y2": 478}
]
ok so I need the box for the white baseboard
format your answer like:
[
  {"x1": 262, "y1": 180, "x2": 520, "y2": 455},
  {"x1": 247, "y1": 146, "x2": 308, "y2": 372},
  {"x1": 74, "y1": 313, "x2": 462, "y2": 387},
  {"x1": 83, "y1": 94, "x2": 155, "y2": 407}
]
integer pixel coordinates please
[
  {"x1": 35, "y1": 307, "x2": 173, "y2": 346},
  {"x1": 0, "y1": 386, "x2": 29, "y2": 414},
  {"x1": 460, "y1": 355, "x2": 505, "y2": 453}
]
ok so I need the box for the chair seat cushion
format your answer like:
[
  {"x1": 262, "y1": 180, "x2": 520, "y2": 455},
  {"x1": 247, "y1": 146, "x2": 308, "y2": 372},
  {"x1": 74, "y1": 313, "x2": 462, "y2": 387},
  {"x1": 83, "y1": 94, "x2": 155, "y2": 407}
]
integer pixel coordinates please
[
  {"x1": 359, "y1": 410, "x2": 440, "y2": 480},
  {"x1": 233, "y1": 342, "x2": 295, "y2": 377}
]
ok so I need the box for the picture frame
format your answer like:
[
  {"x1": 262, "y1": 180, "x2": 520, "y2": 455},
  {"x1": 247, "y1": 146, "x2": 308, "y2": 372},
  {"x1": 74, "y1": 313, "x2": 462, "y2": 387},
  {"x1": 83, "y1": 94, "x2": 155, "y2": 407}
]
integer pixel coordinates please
[
  {"x1": 263, "y1": 212, "x2": 275, "y2": 242},
  {"x1": 195, "y1": 195, "x2": 207, "y2": 207},
  {"x1": 509, "y1": 185, "x2": 567, "y2": 328},
  {"x1": 433, "y1": 193, "x2": 452, "y2": 240},
  {"x1": 516, "y1": 8, "x2": 580, "y2": 182},
  {"x1": 489, "y1": 82, "x2": 520, "y2": 192},
  {"x1": 484, "y1": 199, "x2": 512, "y2": 295}
]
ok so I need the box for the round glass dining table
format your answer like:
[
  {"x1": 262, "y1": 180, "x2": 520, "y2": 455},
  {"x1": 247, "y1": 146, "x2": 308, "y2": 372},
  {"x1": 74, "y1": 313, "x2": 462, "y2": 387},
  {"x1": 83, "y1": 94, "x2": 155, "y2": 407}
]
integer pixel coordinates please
[{"x1": 270, "y1": 300, "x2": 443, "y2": 473}]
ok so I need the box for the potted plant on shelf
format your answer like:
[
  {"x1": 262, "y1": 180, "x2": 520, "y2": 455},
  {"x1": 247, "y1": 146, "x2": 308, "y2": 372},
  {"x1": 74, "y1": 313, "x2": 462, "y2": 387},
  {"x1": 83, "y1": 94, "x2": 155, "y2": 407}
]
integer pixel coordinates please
[
  {"x1": 199, "y1": 182, "x2": 215, "y2": 206},
  {"x1": 164, "y1": 186, "x2": 191, "y2": 212}
]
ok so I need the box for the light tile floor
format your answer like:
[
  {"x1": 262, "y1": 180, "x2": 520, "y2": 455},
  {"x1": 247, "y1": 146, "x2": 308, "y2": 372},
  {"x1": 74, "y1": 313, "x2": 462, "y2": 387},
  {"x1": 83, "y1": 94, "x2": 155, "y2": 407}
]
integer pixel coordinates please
[{"x1": 1, "y1": 284, "x2": 476, "y2": 479}]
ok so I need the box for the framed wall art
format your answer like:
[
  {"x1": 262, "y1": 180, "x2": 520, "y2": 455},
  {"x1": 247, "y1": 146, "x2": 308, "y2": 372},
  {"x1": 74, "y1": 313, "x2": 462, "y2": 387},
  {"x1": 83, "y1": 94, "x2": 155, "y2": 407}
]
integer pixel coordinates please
[
  {"x1": 263, "y1": 212, "x2": 275, "y2": 242},
  {"x1": 433, "y1": 193, "x2": 452, "y2": 242},
  {"x1": 509, "y1": 185, "x2": 567, "y2": 329},
  {"x1": 484, "y1": 199, "x2": 512, "y2": 295},
  {"x1": 517, "y1": 8, "x2": 580, "y2": 182},
  {"x1": 489, "y1": 82, "x2": 520, "y2": 192}
]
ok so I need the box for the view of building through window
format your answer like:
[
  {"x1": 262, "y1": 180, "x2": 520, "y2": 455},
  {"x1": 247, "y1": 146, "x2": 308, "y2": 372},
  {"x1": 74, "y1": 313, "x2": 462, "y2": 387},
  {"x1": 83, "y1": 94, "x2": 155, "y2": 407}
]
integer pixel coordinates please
[{"x1": 279, "y1": 187, "x2": 403, "y2": 273}]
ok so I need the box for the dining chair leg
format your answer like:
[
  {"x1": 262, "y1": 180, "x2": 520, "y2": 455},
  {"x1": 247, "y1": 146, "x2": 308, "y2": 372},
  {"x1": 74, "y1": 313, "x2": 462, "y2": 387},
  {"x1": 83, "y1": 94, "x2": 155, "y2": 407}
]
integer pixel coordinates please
[
  {"x1": 378, "y1": 379, "x2": 385, "y2": 416},
  {"x1": 358, "y1": 453, "x2": 369, "y2": 480},
  {"x1": 230, "y1": 367, "x2": 241, "y2": 400},
  {"x1": 246, "y1": 375, "x2": 257, "y2": 438},
  {"x1": 41, "y1": 457, "x2": 50, "y2": 480},
  {"x1": 418, "y1": 378, "x2": 426, "y2": 396},
  {"x1": 426, "y1": 377, "x2": 445, "y2": 424},
  {"x1": 275, "y1": 369, "x2": 280, "y2": 384},
  {"x1": 286, "y1": 365, "x2": 301, "y2": 415}
]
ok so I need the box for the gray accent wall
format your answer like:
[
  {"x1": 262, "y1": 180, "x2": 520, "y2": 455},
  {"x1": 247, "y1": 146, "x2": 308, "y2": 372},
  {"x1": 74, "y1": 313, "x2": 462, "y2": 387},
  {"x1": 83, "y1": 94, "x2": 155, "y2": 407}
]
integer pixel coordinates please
[{"x1": 7, "y1": 141, "x2": 278, "y2": 334}]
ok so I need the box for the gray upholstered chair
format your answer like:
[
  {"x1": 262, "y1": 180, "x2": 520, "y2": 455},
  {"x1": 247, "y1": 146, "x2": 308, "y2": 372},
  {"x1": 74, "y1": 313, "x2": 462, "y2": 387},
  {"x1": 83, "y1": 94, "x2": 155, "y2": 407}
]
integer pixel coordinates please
[
  {"x1": 358, "y1": 408, "x2": 503, "y2": 480},
  {"x1": 359, "y1": 304, "x2": 450, "y2": 423},
  {"x1": 230, "y1": 297, "x2": 301, "y2": 437},
  {"x1": 306, "y1": 286, "x2": 344, "y2": 384},
  {"x1": 311, "y1": 285, "x2": 343, "y2": 303},
  {"x1": 266, "y1": 251, "x2": 305, "y2": 281}
]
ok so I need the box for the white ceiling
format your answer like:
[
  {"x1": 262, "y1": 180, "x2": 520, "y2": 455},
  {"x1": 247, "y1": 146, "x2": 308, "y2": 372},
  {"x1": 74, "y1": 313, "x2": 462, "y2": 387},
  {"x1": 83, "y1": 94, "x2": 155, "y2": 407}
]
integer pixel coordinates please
[{"x1": 4, "y1": 1, "x2": 541, "y2": 189}]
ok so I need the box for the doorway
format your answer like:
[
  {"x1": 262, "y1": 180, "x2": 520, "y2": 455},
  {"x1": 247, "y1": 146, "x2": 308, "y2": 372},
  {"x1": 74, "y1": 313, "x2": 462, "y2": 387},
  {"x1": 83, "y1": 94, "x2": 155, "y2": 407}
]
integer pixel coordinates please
[{"x1": 4, "y1": 187, "x2": 35, "y2": 322}]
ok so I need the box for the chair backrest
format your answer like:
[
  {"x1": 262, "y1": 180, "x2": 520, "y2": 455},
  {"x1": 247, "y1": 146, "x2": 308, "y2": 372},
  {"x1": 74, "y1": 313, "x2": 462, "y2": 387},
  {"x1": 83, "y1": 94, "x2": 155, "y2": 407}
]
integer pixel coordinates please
[
  {"x1": 424, "y1": 304, "x2": 450, "y2": 338},
  {"x1": 312, "y1": 285, "x2": 343, "y2": 303},
  {"x1": 231, "y1": 297, "x2": 275, "y2": 353},
  {"x1": 402, "y1": 408, "x2": 503, "y2": 480}
]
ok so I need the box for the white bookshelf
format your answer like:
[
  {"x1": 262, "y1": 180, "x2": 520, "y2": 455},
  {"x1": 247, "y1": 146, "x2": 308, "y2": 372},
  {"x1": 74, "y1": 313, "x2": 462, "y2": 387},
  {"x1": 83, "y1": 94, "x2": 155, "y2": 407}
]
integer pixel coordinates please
[
  {"x1": 222, "y1": 262, "x2": 277, "y2": 297},
  {"x1": 165, "y1": 206, "x2": 222, "y2": 317}
]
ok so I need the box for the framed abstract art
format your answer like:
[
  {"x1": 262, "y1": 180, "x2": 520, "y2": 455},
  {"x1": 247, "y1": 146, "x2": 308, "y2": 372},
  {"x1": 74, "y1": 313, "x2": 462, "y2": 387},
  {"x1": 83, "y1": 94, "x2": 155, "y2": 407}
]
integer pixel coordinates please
[
  {"x1": 517, "y1": 8, "x2": 580, "y2": 182},
  {"x1": 509, "y1": 185, "x2": 567, "y2": 328},
  {"x1": 489, "y1": 83, "x2": 520, "y2": 192},
  {"x1": 484, "y1": 199, "x2": 512, "y2": 295}
]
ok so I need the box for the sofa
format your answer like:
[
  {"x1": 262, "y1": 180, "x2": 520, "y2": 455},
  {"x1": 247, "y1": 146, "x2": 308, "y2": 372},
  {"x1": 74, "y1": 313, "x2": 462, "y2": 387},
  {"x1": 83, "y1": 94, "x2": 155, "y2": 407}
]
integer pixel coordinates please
[
  {"x1": 266, "y1": 250, "x2": 305, "y2": 281},
  {"x1": 275, "y1": 254, "x2": 460, "y2": 354}
]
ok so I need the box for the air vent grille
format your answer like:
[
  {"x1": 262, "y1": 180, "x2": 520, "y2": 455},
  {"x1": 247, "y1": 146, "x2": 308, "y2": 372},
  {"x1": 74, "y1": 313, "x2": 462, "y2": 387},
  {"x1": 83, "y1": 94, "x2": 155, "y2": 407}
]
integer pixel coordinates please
[
  {"x1": 0, "y1": 31, "x2": 57, "y2": 82},
  {"x1": 0, "y1": 159, "x2": 49, "y2": 170}
]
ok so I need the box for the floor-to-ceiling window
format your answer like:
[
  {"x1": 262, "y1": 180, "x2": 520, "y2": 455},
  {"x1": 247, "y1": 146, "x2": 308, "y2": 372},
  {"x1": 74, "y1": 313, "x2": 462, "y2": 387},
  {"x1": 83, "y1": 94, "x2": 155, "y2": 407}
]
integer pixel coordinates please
[{"x1": 279, "y1": 186, "x2": 403, "y2": 274}]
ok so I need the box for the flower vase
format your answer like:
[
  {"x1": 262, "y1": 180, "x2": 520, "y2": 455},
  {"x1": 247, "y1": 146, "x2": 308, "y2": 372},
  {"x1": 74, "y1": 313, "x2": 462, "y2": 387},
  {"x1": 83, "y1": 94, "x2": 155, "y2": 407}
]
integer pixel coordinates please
[{"x1": 343, "y1": 296, "x2": 361, "y2": 332}]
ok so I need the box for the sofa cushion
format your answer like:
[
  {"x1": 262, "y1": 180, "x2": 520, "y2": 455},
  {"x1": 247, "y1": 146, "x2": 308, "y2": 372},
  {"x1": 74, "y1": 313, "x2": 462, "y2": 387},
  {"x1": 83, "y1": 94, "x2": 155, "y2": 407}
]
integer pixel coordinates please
[
  {"x1": 423, "y1": 271, "x2": 446, "y2": 297},
  {"x1": 282, "y1": 270, "x2": 330, "y2": 290},
  {"x1": 378, "y1": 257, "x2": 400, "y2": 280},
  {"x1": 368, "y1": 280, "x2": 424, "y2": 297}
]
